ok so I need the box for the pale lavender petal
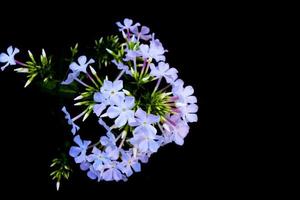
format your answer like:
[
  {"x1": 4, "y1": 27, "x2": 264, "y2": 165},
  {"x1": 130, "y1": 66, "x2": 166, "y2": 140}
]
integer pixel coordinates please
[
  {"x1": 187, "y1": 104, "x2": 198, "y2": 113},
  {"x1": 74, "y1": 135, "x2": 83, "y2": 147},
  {"x1": 174, "y1": 134, "x2": 184, "y2": 145},
  {"x1": 126, "y1": 167, "x2": 133, "y2": 177},
  {"x1": 107, "y1": 106, "x2": 121, "y2": 118},
  {"x1": 113, "y1": 80, "x2": 123, "y2": 91},
  {"x1": 139, "y1": 140, "x2": 148, "y2": 152},
  {"x1": 158, "y1": 62, "x2": 169, "y2": 72},
  {"x1": 124, "y1": 18, "x2": 133, "y2": 27},
  {"x1": 7, "y1": 46, "x2": 13, "y2": 55},
  {"x1": 78, "y1": 56, "x2": 87, "y2": 65},
  {"x1": 141, "y1": 26, "x2": 150, "y2": 34},
  {"x1": 71, "y1": 123, "x2": 80, "y2": 135},
  {"x1": 102, "y1": 169, "x2": 113, "y2": 181},
  {"x1": 135, "y1": 108, "x2": 147, "y2": 121},
  {"x1": 132, "y1": 162, "x2": 141, "y2": 172},
  {"x1": 93, "y1": 103, "x2": 107, "y2": 116},
  {"x1": 93, "y1": 92, "x2": 104, "y2": 102},
  {"x1": 186, "y1": 114, "x2": 198, "y2": 122},
  {"x1": 147, "y1": 114, "x2": 160, "y2": 124},
  {"x1": 113, "y1": 169, "x2": 122, "y2": 181},
  {"x1": 69, "y1": 147, "x2": 81, "y2": 157},
  {"x1": 187, "y1": 96, "x2": 197, "y2": 104},
  {"x1": 61, "y1": 71, "x2": 79, "y2": 85},
  {"x1": 75, "y1": 152, "x2": 86, "y2": 163},
  {"x1": 80, "y1": 162, "x2": 90, "y2": 171},
  {"x1": 149, "y1": 140, "x2": 159, "y2": 152},
  {"x1": 87, "y1": 170, "x2": 98, "y2": 180},
  {"x1": 125, "y1": 96, "x2": 135, "y2": 109},
  {"x1": 98, "y1": 118, "x2": 110, "y2": 131},
  {"x1": 115, "y1": 114, "x2": 127, "y2": 127},
  {"x1": 116, "y1": 22, "x2": 123, "y2": 28},
  {"x1": 184, "y1": 86, "x2": 194, "y2": 96},
  {"x1": 0, "y1": 53, "x2": 8, "y2": 63}
]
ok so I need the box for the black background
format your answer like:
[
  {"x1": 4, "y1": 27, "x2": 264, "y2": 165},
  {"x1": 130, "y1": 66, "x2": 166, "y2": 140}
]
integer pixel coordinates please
[{"x1": 0, "y1": 1, "x2": 256, "y2": 198}]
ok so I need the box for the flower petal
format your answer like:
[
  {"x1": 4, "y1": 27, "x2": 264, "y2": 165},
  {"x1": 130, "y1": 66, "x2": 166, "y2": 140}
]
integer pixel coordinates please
[
  {"x1": 135, "y1": 108, "x2": 146, "y2": 121},
  {"x1": 107, "y1": 106, "x2": 121, "y2": 119},
  {"x1": 102, "y1": 169, "x2": 113, "y2": 181},
  {"x1": 149, "y1": 140, "x2": 159, "y2": 152},
  {"x1": 139, "y1": 140, "x2": 148, "y2": 152},
  {"x1": 69, "y1": 146, "x2": 81, "y2": 157},
  {"x1": 132, "y1": 162, "x2": 141, "y2": 172},
  {"x1": 78, "y1": 56, "x2": 87, "y2": 65},
  {"x1": 186, "y1": 114, "x2": 198, "y2": 122},
  {"x1": 115, "y1": 114, "x2": 128, "y2": 127},
  {"x1": 125, "y1": 96, "x2": 135, "y2": 109},
  {"x1": 187, "y1": 104, "x2": 198, "y2": 113},
  {"x1": 113, "y1": 80, "x2": 123, "y2": 91},
  {"x1": 184, "y1": 86, "x2": 194, "y2": 96},
  {"x1": 93, "y1": 103, "x2": 107, "y2": 116}
]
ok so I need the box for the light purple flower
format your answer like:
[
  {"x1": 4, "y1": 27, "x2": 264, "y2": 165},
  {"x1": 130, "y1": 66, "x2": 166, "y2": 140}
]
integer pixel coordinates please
[
  {"x1": 99, "y1": 131, "x2": 120, "y2": 160},
  {"x1": 123, "y1": 49, "x2": 139, "y2": 62},
  {"x1": 107, "y1": 96, "x2": 135, "y2": 127},
  {"x1": 100, "y1": 131, "x2": 116, "y2": 147},
  {"x1": 132, "y1": 26, "x2": 151, "y2": 41},
  {"x1": 100, "y1": 79, "x2": 124, "y2": 103},
  {"x1": 139, "y1": 38, "x2": 166, "y2": 62},
  {"x1": 87, "y1": 147, "x2": 109, "y2": 171},
  {"x1": 129, "y1": 108, "x2": 160, "y2": 135},
  {"x1": 69, "y1": 135, "x2": 91, "y2": 163},
  {"x1": 61, "y1": 56, "x2": 95, "y2": 85},
  {"x1": 102, "y1": 161, "x2": 123, "y2": 181},
  {"x1": 105, "y1": 145, "x2": 120, "y2": 160},
  {"x1": 112, "y1": 60, "x2": 131, "y2": 75},
  {"x1": 172, "y1": 84, "x2": 198, "y2": 122},
  {"x1": 87, "y1": 165, "x2": 102, "y2": 181},
  {"x1": 61, "y1": 106, "x2": 80, "y2": 134},
  {"x1": 61, "y1": 71, "x2": 80, "y2": 85},
  {"x1": 164, "y1": 115, "x2": 190, "y2": 145},
  {"x1": 116, "y1": 18, "x2": 140, "y2": 32},
  {"x1": 179, "y1": 103, "x2": 198, "y2": 123},
  {"x1": 0, "y1": 46, "x2": 20, "y2": 71},
  {"x1": 93, "y1": 92, "x2": 108, "y2": 117},
  {"x1": 150, "y1": 62, "x2": 178, "y2": 83},
  {"x1": 129, "y1": 131, "x2": 160, "y2": 153},
  {"x1": 119, "y1": 150, "x2": 141, "y2": 177},
  {"x1": 172, "y1": 83, "x2": 197, "y2": 105},
  {"x1": 70, "y1": 55, "x2": 95, "y2": 73}
]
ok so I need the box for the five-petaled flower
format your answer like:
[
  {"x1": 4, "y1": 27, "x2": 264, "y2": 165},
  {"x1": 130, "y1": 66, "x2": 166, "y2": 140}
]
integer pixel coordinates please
[
  {"x1": 129, "y1": 108, "x2": 160, "y2": 135},
  {"x1": 0, "y1": 46, "x2": 20, "y2": 71},
  {"x1": 116, "y1": 18, "x2": 140, "y2": 32},
  {"x1": 69, "y1": 135, "x2": 91, "y2": 163},
  {"x1": 62, "y1": 55, "x2": 95, "y2": 84},
  {"x1": 150, "y1": 62, "x2": 178, "y2": 83},
  {"x1": 107, "y1": 96, "x2": 135, "y2": 128},
  {"x1": 61, "y1": 106, "x2": 80, "y2": 134},
  {"x1": 100, "y1": 79, "x2": 124, "y2": 103}
]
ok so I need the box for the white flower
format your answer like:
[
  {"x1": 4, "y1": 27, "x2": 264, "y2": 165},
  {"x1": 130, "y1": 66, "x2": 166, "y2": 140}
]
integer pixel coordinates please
[{"x1": 0, "y1": 46, "x2": 20, "y2": 71}]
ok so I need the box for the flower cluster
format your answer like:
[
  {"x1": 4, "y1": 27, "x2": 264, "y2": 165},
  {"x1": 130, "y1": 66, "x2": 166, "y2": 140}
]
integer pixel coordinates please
[
  {"x1": 0, "y1": 18, "x2": 198, "y2": 183},
  {"x1": 60, "y1": 18, "x2": 198, "y2": 182}
]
